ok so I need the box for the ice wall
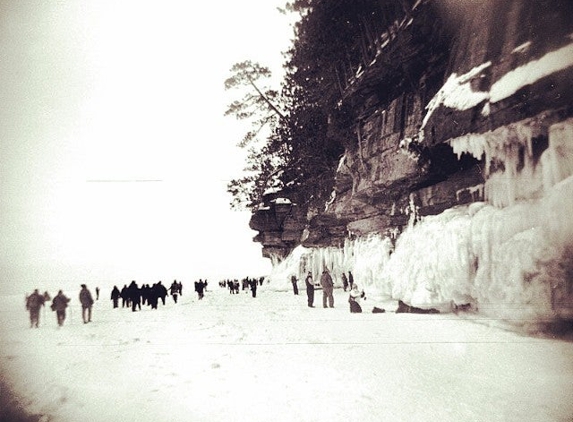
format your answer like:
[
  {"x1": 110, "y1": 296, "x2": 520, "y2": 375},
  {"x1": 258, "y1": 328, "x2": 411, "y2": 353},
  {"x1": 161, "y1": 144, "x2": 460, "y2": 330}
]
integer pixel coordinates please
[
  {"x1": 384, "y1": 186, "x2": 573, "y2": 320},
  {"x1": 266, "y1": 244, "x2": 348, "y2": 291},
  {"x1": 267, "y1": 119, "x2": 573, "y2": 321},
  {"x1": 449, "y1": 119, "x2": 541, "y2": 208},
  {"x1": 266, "y1": 234, "x2": 394, "y2": 291}
]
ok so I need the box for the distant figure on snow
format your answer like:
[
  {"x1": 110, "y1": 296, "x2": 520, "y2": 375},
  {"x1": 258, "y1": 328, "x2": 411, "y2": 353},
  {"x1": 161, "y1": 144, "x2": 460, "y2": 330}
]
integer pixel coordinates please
[
  {"x1": 170, "y1": 280, "x2": 179, "y2": 303},
  {"x1": 305, "y1": 272, "x2": 315, "y2": 308},
  {"x1": 348, "y1": 271, "x2": 354, "y2": 290},
  {"x1": 149, "y1": 283, "x2": 160, "y2": 309},
  {"x1": 249, "y1": 278, "x2": 258, "y2": 298},
  {"x1": 348, "y1": 285, "x2": 365, "y2": 313},
  {"x1": 290, "y1": 275, "x2": 299, "y2": 295},
  {"x1": 26, "y1": 289, "x2": 45, "y2": 328},
  {"x1": 127, "y1": 281, "x2": 141, "y2": 312},
  {"x1": 341, "y1": 273, "x2": 349, "y2": 292},
  {"x1": 120, "y1": 285, "x2": 129, "y2": 308},
  {"x1": 320, "y1": 269, "x2": 334, "y2": 308},
  {"x1": 195, "y1": 280, "x2": 205, "y2": 300},
  {"x1": 156, "y1": 281, "x2": 168, "y2": 305},
  {"x1": 79, "y1": 284, "x2": 94, "y2": 324},
  {"x1": 51, "y1": 290, "x2": 71, "y2": 326},
  {"x1": 95, "y1": 286, "x2": 100, "y2": 300},
  {"x1": 110, "y1": 286, "x2": 121, "y2": 308}
]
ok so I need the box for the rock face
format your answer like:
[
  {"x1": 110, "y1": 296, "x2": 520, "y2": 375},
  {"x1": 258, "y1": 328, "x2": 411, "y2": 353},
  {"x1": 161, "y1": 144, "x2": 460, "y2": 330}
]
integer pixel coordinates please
[
  {"x1": 249, "y1": 196, "x2": 307, "y2": 263},
  {"x1": 249, "y1": 0, "x2": 573, "y2": 257}
]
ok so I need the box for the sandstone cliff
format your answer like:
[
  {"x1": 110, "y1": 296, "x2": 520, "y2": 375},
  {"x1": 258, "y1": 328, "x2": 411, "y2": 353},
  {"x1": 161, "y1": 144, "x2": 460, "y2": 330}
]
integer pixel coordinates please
[{"x1": 250, "y1": 0, "x2": 573, "y2": 260}]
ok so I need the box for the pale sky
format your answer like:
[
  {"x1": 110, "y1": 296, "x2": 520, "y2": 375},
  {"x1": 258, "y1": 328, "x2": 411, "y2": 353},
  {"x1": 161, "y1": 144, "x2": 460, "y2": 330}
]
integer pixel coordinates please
[{"x1": 0, "y1": 0, "x2": 295, "y2": 294}]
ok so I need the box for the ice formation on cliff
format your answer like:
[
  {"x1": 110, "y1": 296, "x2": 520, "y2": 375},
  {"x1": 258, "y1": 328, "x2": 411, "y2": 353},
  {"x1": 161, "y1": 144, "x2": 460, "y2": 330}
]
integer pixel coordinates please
[
  {"x1": 265, "y1": 32, "x2": 573, "y2": 322},
  {"x1": 267, "y1": 118, "x2": 573, "y2": 321}
]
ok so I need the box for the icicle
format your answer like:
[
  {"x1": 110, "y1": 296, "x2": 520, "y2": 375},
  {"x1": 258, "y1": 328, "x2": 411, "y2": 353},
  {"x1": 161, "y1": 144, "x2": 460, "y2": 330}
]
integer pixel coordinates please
[
  {"x1": 456, "y1": 184, "x2": 484, "y2": 202},
  {"x1": 540, "y1": 118, "x2": 573, "y2": 192},
  {"x1": 448, "y1": 119, "x2": 543, "y2": 208},
  {"x1": 406, "y1": 193, "x2": 420, "y2": 227}
]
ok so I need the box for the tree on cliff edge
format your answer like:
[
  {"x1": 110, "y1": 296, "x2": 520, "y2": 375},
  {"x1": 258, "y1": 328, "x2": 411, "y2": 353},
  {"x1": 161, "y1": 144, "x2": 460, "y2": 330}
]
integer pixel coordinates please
[
  {"x1": 225, "y1": 0, "x2": 417, "y2": 211},
  {"x1": 224, "y1": 60, "x2": 290, "y2": 210}
]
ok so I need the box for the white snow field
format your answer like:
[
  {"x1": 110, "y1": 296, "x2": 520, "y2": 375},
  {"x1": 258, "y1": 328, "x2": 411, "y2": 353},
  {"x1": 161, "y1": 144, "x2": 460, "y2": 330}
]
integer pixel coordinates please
[{"x1": 1, "y1": 285, "x2": 572, "y2": 422}]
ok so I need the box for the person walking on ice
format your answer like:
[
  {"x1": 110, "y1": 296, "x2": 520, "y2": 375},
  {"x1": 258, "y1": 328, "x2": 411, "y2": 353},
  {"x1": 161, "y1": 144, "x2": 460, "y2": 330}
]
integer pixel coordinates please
[
  {"x1": 290, "y1": 275, "x2": 299, "y2": 295},
  {"x1": 320, "y1": 268, "x2": 334, "y2": 308},
  {"x1": 51, "y1": 290, "x2": 71, "y2": 326},
  {"x1": 305, "y1": 271, "x2": 315, "y2": 308},
  {"x1": 110, "y1": 285, "x2": 120, "y2": 308},
  {"x1": 348, "y1": 271, "x2": 354, "y2": 290},
  {"x1": 170, "y1": 280, "x2": 179, "y2": 303},
  {"x1": 25, "y1": 289, "x2": 45, "y2": 328},
  {"x1": 79, "y1": 284, "x2": 94, "y2": 324},
  {"x1": 341, "y1": 272, "x2": 349, "y2": 291}
]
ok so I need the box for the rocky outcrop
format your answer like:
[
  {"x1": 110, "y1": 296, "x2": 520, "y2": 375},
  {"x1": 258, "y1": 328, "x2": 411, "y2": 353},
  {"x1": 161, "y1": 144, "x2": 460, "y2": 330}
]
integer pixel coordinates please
[
  {"x1": 249, "y1": 196, "x2": 307, "y2": 262},
  {"x1": 249, "y1": 0, "x2": 573, "y2": 257}
]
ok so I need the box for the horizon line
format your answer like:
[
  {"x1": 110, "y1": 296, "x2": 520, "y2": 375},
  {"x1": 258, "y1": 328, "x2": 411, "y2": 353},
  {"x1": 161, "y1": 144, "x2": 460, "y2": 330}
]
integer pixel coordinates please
[{"x1": 86, "y1": 179, "x2": 163, "y2": 183}]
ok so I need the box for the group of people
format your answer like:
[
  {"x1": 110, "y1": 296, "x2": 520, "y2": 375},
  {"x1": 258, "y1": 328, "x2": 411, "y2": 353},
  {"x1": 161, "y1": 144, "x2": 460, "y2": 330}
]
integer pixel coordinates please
[
  {"x1": 107, "y1": 279, "x2": 217, "y2": 311},
  {"x1": 110, "y1": 280, "x2": 181, "y2": 311},
  {"x1": 220, "y1": 277, "x2": 264, "y2": 297},
  {"x1": 341, "y1": 271, "x2": 355, "y2": 292},
  {"x1": 25, "y1": 270, "x2": 368, "y2": 329},
  {"x1": 301, "y1": 269, "x2": 335, "y2": 308},
  {"x1": 290, "y1": 269, "x2": 335, "y2": 308},
  {"x1": 25, "y1": 284, "x2": 95, "y2": 328},
  {"x1": 291, "y1": 269, "x2": 365, "y2": 313}
]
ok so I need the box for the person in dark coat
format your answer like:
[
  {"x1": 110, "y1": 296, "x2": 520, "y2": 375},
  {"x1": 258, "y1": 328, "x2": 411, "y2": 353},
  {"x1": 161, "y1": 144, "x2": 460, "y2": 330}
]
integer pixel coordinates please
[
  {"x1": 290, "y1": 275, "x2": 299, "y2": 295},
  {"x1": 320, "y1": 269, "x2": 334, "y2": 308},
  {"x1": 120, "y1": 285, "x2": 129, "y2": 308},
  {"x1": 195, "y1": 280, "x2": 205, "y2": 300},
  {"x1": 51, "y1": 290, "x2": 70, "y2": 326},
  {"x1": 305, "y1": 272, "x2": 315, "y2": 308},
  {"x1": 127, "y1": 281, "x2": 141, "y2": 312},
  {"x1": 141, "y1": 284, "x2": 151, "y2": 305},
  {"x1": 156, "y1": 281, "x2": 168, "y2": 305},
  {"x1": 26, "y1": 289, "x2": 45, "y2": 328},
  {"x1": 149, "y1": 283, "x2": 159, "y2": 309},
  {"x1": 79, "y1": 284, "x2": 94, "y2": 324},
  {"x1": 341, "y1": 273, "x2": 349, "y2": 292},
  {"x1": 110, "y1": 286, "x2": 121, "y2": 308},
  {"x1": 249, "y1": 278, "x2": 257, "y2": 298},
  {"x1": 170, "y1": 280, "x2": 179, "y2": 303},
  {"x1": 348, "y1": 271, "x2": 354, "y2": 290}
]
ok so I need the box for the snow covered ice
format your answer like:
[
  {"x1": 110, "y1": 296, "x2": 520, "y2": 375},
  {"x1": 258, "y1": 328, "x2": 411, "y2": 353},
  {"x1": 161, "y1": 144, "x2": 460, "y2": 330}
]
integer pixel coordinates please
[
  {"x1": 3, "y1": 118, "x2": 573, "y2": 420},
  {"x1": 1, "y1": 286, "x2": 572, "y2": 422}
]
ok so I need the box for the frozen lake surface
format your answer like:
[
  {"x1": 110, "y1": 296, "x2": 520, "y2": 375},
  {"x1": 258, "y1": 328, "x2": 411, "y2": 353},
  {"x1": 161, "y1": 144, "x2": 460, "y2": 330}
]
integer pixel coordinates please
[{"x1": 1, "y1": 285, "x2": 572, "y2": 422}]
